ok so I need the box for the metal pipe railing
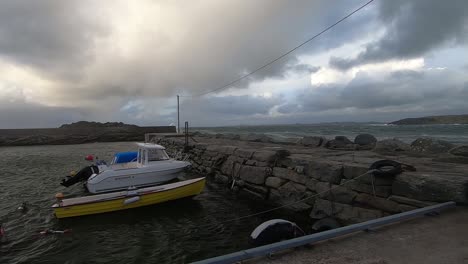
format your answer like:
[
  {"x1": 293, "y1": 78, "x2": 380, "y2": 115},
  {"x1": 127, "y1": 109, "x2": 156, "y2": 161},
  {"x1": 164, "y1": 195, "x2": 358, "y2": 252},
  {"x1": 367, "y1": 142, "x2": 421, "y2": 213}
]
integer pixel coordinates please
[{"x1": 192, "y1": 201, "x2": 456, "y2": 264}]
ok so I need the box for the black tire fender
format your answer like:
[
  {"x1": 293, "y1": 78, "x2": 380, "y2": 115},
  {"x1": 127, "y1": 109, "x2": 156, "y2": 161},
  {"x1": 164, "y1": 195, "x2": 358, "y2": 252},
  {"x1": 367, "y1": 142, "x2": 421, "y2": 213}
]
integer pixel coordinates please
[{"x1": 369, "y1": 160, "x2": 403, "y2": 177}]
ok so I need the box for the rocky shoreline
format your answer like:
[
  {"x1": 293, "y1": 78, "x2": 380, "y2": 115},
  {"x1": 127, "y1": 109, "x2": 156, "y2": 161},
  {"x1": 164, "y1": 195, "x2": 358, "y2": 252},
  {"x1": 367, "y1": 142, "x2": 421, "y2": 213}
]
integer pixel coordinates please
[{"x1": 152, "y1": 132, "x2": 468, "y2": 228}]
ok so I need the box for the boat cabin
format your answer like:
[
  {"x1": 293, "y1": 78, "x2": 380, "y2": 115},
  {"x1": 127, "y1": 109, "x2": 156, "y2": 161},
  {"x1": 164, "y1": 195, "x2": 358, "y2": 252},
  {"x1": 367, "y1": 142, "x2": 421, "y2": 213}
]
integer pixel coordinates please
[
  {"x1": 112, "y1": 151, "x2": 138, "y2": 164},
  {"x1": 136, "y1": 143, "x2": 170, "y2": 165},
  {"x1": 110, "y1": 143, "x2": 170, "y2": 167}
]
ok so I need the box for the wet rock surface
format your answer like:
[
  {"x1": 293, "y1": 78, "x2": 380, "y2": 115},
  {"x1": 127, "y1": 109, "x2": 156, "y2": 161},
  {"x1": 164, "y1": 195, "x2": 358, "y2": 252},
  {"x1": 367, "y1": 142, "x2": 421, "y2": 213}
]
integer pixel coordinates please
[
  {"x1": 239, "y1": 166, "x2": 269, "y2": 185},
  {"x1": 388, "y1": 195, "x2": 436, "y2": 208},
  {"x1": 300, "y1": 136, "x2": 325, "y2": 147},
  {"x1": 265, "y1": 177, "x2": 287, "y2": 188},
  {"x1": 392, "y1": 172, "x2": 468, "y2": 203},
  {"x1": 325, "y1": 136, "x2": 356, "y2": 150},
  {"x1": 373, "y1": 138, "x2": 411, "y2": 154},
  {"x1": 273, "y1": 167, "x2": 307, "y2": 184},
  {"x1": 449, "y1": 145, "x2": 468, "y2": 157},
  {"x1": 411, "y1": 137, "x2": 454, "y2": 154},
  {"x1": 354, "y1": 133, "x2": 377, "y2": 146},
  {"x1": 310, "y1": 198, "x2": 384, "y2": 224}
]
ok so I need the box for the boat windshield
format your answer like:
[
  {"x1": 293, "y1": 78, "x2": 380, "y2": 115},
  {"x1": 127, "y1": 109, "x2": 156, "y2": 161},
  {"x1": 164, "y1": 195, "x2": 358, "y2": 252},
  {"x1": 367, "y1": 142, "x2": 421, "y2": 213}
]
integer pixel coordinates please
[{"x1": 147, "y1": 149, "x2": 170, "y2": 161}]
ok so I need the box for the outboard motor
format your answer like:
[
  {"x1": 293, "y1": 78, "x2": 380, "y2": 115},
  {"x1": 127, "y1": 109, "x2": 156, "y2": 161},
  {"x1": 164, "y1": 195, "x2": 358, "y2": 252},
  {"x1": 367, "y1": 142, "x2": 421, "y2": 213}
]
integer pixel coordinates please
[
  {"x1": 250, "y1": 219, "x2": 305, "y2": 246},
  {"x1": 61, "y1": 165, "x2": 99, "y2": 187}
]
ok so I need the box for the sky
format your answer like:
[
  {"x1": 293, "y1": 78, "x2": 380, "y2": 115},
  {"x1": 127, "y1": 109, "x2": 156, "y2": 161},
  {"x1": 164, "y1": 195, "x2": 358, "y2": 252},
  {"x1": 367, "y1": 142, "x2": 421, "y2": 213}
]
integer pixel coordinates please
[{"x1": 0, "y1": 0, "x2": 467, "y2": 128}]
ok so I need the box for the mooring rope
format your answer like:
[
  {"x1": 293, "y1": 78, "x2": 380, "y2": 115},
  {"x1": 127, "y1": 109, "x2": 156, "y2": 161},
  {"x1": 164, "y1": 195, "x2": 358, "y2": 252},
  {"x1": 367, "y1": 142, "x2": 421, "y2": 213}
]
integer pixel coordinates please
[
  {"x1": 2, "y1": 169, "x2": 378, "y2": 238},
  {"x1": 371, "y1": 172, "x2": 377, "y2": 197},
  {"x1": 146, "y1": 169, "x2": 378, "y2": 234}
]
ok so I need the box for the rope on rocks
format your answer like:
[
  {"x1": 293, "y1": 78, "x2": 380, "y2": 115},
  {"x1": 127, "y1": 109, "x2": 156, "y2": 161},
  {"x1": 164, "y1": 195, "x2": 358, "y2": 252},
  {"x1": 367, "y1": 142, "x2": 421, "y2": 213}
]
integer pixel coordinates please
[
  {"x1": 230, "y1": 160, "x2": 242, "y2": 190},
  {"x1": 371, "y1": 173, "x2": 377, "y2": 197},
  {"x1": 8, "y1": 169, "x2": 379, "y2": 237}
]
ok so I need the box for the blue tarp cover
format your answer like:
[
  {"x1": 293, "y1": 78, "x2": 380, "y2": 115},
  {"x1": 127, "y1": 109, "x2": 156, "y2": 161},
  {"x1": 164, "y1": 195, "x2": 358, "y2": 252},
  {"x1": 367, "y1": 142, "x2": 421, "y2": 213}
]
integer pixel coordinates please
[{"x1": 114, "y1": 151, "x2": 138, "y2": 163}]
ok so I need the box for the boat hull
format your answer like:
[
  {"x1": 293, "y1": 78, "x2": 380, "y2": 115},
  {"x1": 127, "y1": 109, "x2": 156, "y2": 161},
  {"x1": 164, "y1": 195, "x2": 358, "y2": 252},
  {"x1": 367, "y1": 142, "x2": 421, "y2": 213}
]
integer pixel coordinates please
[
  {"x1": 86, "y1": 160, "x2": 191, "y2": 194},
  {"x1": 53, "y1": 178, "x2": 205, "y2": 218}
]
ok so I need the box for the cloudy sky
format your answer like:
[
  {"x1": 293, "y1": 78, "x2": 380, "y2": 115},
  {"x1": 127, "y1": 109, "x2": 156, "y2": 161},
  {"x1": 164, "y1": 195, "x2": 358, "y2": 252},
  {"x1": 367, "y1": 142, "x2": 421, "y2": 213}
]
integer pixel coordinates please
[{"x1": 0, "y1": 0, "x2": 467, "y2": 128}]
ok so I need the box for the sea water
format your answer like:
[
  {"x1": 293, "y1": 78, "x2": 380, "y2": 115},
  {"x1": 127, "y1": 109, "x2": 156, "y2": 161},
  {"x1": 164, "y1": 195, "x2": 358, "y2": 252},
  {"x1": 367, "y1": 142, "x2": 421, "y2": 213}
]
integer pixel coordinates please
[
  {"x1": 0, "y1": 142, "x2": 304, "y2": 264},
  {"x1": 194, "y1": 123, "x2": 468, "y2": 144}
]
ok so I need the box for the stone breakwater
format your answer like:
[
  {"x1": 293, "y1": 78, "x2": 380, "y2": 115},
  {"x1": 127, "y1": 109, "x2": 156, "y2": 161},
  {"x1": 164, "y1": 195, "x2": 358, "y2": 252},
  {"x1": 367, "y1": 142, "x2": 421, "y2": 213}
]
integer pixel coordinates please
[{"x1": 154, "y1": 133, "x2": 468, "y2": 226}]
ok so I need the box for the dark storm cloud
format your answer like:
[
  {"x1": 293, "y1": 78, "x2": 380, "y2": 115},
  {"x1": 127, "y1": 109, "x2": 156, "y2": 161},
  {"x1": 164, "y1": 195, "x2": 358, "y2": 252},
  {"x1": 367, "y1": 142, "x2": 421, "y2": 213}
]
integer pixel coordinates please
[
  {"x1": 0, "y1": 0, "x2": 375, "y2": 100},
  {"x1": 290, "y1": 64, "x2": 321, "y2": 75},
  {"x1": 330, "y1": 0, "x2": 468, "y2": 70},
  {"x1": 0, "y1": 100, "x2": 89, "y2": 129},
  {"x1": 88, "y1": 0, "x2": 362, "y2": 98},
  {"x1": 110, "y1": 95, "x2": 282, "y2": 127},
  {"x1": 0, "y1": 1, "x2": 107, "y2": 80},
  {"x1": 166, "y1": 95, "x2": 281, "y2": 126},
  {"x1": 389, "y1": 70, "x2": 425, "y2": 80},
  {"x1": 182, "y1": 95, "x2": 279, "y2": 116}
]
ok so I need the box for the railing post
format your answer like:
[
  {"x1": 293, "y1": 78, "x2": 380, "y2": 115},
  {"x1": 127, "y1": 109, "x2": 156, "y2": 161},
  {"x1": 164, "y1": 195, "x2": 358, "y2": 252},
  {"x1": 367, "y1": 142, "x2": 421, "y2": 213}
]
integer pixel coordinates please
[
  {"x1": 177, "y1": 95, "x2": 180, "y2": 134},
  {"x1": 184, "y1": 121, "x2": 189, "y2": 147}
]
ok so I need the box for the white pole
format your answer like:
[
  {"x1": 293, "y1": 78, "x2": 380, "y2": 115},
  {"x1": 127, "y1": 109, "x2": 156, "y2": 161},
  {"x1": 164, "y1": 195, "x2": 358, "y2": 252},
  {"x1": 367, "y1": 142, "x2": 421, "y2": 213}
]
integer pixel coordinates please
[{"x1": 177, "y1": 95, "x2": 180, "y2": 134}]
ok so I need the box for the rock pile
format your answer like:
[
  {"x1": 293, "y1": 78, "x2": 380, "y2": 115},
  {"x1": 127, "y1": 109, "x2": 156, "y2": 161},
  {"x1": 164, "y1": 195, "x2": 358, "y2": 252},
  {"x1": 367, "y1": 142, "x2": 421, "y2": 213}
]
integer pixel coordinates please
[
  {"x1": 324, "y1": 136, "x2": 356, "y2": 150},
  {"x1": 197, "y1": 132, "x2": 462, "y2": 155},
  {"x1": 449, "y1": 145, "x2": 468, "y2": 157},
  {"x1": 410, "y1": 137, "x2": 454, "y2": 154},
  {"x1": 373, "y1": 138, "x2": 411, "y2": 154},
  {"x1": 299, "y1": 136, "x2": 325, "y2": 147},
  {"x1": 354, "y1": 134, "x2": 377, "y2": 150}
]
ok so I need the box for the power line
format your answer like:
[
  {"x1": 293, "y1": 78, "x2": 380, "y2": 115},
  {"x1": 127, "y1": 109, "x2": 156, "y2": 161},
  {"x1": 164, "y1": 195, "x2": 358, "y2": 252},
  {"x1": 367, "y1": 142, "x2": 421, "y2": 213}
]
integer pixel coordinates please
[{"x1": 181, "y1": 0, "x2": 375, "y2": 97}]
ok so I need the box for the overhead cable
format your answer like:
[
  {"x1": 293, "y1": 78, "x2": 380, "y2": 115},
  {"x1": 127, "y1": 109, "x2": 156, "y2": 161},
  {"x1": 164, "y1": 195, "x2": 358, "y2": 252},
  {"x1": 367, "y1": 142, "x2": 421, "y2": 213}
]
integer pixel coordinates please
[{"x1": 180, "y1": 0, "x2": 375, "y2": 97}]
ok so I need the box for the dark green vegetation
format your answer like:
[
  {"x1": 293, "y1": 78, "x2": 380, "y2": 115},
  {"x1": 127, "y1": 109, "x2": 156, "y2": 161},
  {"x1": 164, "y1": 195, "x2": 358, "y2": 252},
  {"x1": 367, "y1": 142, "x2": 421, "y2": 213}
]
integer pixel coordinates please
[
  {"x1": 390, "y1": 114, "x2": 468, "y2": 125},
  {"x1": 59, "y1": 121, "x2": 139, "y2": 129}
]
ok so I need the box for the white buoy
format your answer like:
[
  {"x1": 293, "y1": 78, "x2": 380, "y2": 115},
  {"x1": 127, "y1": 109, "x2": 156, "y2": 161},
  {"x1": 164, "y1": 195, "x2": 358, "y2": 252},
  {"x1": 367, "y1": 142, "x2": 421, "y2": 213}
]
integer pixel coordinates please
[{"x1": 250, "y1": 219, "x2": 305, "y2": 246}]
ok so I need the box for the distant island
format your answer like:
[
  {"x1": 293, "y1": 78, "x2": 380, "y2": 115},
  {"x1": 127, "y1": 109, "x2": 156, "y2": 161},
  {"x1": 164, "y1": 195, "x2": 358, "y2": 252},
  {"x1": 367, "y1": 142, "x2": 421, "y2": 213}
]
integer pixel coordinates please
[
  {"x1": 59, "y1": 121, "x2": 139, "y2": 129},
  {"x1": 390, "y1": 114, "x2": 468, "y2": 125},
  {"x1": 0, "y1": 121, "x2": 175, "y2": 147}
]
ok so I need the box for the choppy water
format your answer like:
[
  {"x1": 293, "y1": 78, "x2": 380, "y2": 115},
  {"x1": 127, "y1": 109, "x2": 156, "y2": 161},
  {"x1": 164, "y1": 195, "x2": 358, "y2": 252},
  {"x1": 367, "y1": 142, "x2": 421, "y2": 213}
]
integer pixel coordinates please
[
  {"x1": 195, "y1": 123, "x2": 468, "y2": 144},
  {"x1": 0, "y1": 142, "x2": 306, "y2": 264}
]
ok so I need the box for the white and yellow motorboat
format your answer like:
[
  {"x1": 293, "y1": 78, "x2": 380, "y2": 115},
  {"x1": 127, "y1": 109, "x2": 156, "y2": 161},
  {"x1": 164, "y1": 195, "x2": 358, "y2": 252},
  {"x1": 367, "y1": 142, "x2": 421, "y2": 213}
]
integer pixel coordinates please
[
  {"x1": 61, "y1": 143, "x2": 191, "y2": 194},
  {"x1": 52, "y1": 177, "x2": 205, "y2": 219}
]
